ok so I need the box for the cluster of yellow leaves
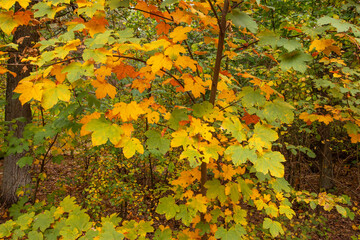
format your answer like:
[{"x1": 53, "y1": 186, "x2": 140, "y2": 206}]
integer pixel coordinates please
[{"x1": 299, "y1": 112, "x2": 333, "y2": 125}]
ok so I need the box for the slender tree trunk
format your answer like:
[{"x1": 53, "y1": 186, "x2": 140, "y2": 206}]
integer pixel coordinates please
[
  {"x1": 1, "y1": 3, "x2": 39, "y2": 207},
  {"x1": 318, "y1": 124, "x2": 334, "y2": 191}
]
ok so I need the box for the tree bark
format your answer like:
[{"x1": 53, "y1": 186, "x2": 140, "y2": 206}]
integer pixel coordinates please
[
  {"x1": 318, "y1": 124, "x2": 334, "y2": 191},
  {"x1": 1, "y1": 3, "x2": 39, "y2": 207}
]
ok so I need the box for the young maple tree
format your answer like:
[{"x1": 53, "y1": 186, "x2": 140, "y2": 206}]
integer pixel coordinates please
[{"x1": 0, "y1": 0, "x2": 358, "y2": 239}]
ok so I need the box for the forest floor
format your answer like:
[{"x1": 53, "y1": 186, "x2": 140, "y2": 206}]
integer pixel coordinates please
[{"x1": 0, "y1": 156, "x2": 360, "y2": 239}]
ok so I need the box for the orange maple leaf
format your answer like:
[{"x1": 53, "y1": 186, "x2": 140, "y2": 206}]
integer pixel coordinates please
[
  {"x1": 156, "y1": 21, "x2": 171, "y2": 35},
  {"x1": 91, "y1": 79, "x2": 116, "y2": 99},
  {"x1": 84, "y1": 16, "x2": 108, "y2": 37},
  {"x1": 112, "y1": 62, "x2": 137, "y2": 80}
]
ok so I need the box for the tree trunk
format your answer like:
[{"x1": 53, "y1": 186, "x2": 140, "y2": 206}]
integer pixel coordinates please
[
  {"x1": 1, "y1": 3, "x2": 39, "y2": 207},
  {"x1": 319, "y1": 124, "x2": 334, "y2": 191}
]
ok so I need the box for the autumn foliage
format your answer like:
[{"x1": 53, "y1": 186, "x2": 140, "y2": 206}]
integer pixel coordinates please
[{"x1": 0, "y1": 0, "x2": 360, "y2": 239}]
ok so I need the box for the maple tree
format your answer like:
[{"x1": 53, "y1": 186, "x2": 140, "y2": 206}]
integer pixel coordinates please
[{"x1": 0, "y1": 0, "x2": 359, "y2": 239}]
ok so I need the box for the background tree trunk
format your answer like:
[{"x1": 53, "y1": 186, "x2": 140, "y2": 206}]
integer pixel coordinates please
[
  {"x1": 1, "y1": 3, "x2": 39, "y2": 207},
  {"x1": 319, "y1": 124, "x2": 334, "y2": 191}
]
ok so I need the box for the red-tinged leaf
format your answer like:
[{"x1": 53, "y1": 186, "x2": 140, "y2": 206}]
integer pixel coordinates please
[
  {"x1": 112, "y1": 62, "x2": 137, "y2": 80},
  {"x1": 242, "y1": 111, "x2": 260, "y2": 125}
]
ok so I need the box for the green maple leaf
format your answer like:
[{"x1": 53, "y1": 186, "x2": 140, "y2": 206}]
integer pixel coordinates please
[
  {"x1": 0, "y1": 12, "x2": 18, "y2": 35},
  {"x1": 85, "y1": 119, "x2": 123, "y2": 146},
  {"x1": 168, "y1": 109, "x2": 188, "y2": 130},
  {"x1": 145, "y1": 130, "x2": 170, "y2": 155},
  {"x1": 33, "y1": 210, "x2": 54, "y2": 232},
  {"x1": 28, "y1": 231, "x2": 43, "y2": 240},
  {"x1": 317, "y1": 16, "x2": 354, "y2": 33},
  {"x1": 263, "y1": 98, "x2": 294, "y2": 125},
  {"x1": 192, "y1": 101, "x2": 213, "y2": 118},
  {"x1": 154, "y1": 228, "x2": 172, "y2": 240},
  {"x1": 215, "y1": 225, "x2": 246, "y2": 240},
  {"x1": 253, "y1": 151, "x2": 285, "y2": 178},
  {"x1": 228, "y1": 10, "x2": 258, "y2": 33},
  {"x1": 204, "y1": 179, "x2": 226, "y2": 203},
  {"x1": 33, "y1": 2, "x2": 58, "y2": 19},
  {"x1": 156, "y1": 196, "x2": 179, "y2": 220},
  {"x1": 277, "y1": 38, "x2": 302, "y2": 52},
  {"x1": 175, "y1": 205, "x2": 194, "y2": 226},
  {"x1": 239, "y1": 87, "x2": 266, "y2": 108},
  {"x1": 263, "y1": 218, "x2": 284, "y2": 238},
  {"x1": 222, "y1": 117, "x2": 246, "y2": 142},
  {"x1": 0, "y1": 220, "x2": 15, "y2": 238},
  {"x1": 99, "y1": 222, "x2": 124, "y2": 240},
  {"x1": 225, "y1": 145, "x2": 257, "y2": 166},
  {"x1": 180, "y1": 147, "x2": 202, "y2": 168},
  {"x1": 60, "y1": 196, "x2": 80, "y2": 212},
  {"x1": 279, "y1": 50, "x2": 312, "y2": 73},
  {"x1": 66, "y1": 210, "x2": 92, "y2": 233},
  {"x1": 17, "y1": 212, "x2": 35, "y2": 230},
  {"x1": 85, "y1": 31, "x2": 112, "y2": 49},
  {"x1": 271, "y1": 177, "x2": 290, "y2": 193}
]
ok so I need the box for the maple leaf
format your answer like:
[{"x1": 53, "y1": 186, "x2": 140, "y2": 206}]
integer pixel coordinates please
[
  {"x1": 112, "y1": 62, "x2": 137, "y2": 80},
  {"x1": 84, "y1": 16, "x2": 108, "y2": 37},
  {"x1": 242, "y1": 110, "x2": 260, "y2": 125},
  {"x1": 221, "y1": 164, "x2": 236, "y2": 181},
  {"x1": 156, "y1": 21, "x2": 171, "y2": 35},
  {"x1": 42, "y1": 82, "x2": 71, "y2": 110},
  {"x1": 1, "y1": 0, "x2": 30, "y2": 10},
  {"x1": 79, "y1": 112, "x2": 101, "y2": 136},
  {"x1": 171, "y1": 129, "x2": 192, "y2": 148},
  {"x1": 169, "y1": 26, "x2": 192, "y2": 43},
  {"x1": 85, "y1": 118, "x2": 122, "y2": 146},
  {"x1": 164, "y1": 44, "x2": 186, "y2": 60},
  {"x1": 147, "y1": 53, "x2": 172, "y2": 73},
  {"x1": 253, "y1": 151, "x2": 285, "y2": 178},
  {"x1": 0, "y1": 66, "x2": 16, "y2": 77},
  {"x1": 175, "y1": 56, "x2": 197, "y2": 71},
  {"x1": 91, "y1": 79, "x2": 116, "y2": 99},
  {"x1": 111, "y1": 101, "x2": 146, "y2": 121},
  {"x1": 204, "y1": 179, "x2": 226, "y2": 203},
  {"x1": 50, "y1": 65, "x2": 67, "y2": 84},
  {"x1": 0, "y1": 11, "x2": 19, "y2": 35},
  {"x1": 187, "y1": 194, "x2": 207, "y2": 213},
  {"x1": 119, "y1": 137, "x2": 144, "y2": 158},
  {"x1": 183, "y1": 75, "x2": 206, "y2": 98},
  {"x1": 263, "y1": 218, "x2": 284, "y2": 238},
  {"x1": 14, "y1": 81, "x2": 43, "y2": 105},
  {"x1": 225, "y1": 145, "x2": 257, "y2": 166},
  {"x1": 222, "y1": 116, "x2": 246, "y2": 142},
  {"x1": 156, "y1": 196, "x2": 179, "y2": 219}
]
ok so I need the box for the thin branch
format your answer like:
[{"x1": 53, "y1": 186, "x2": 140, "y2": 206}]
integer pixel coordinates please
[{"x1": 207, "y1": 0, "x2": 221, "y2": 27}]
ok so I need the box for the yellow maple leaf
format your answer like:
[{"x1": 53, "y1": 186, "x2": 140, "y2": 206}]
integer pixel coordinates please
[
  {"x1": 147, "y1": 53, "x2": 172, "y2": 73},
  {"x1": 170, "y1": 26, "x2": 192, "y2": 43},
  {"x1": 175, "y1": 56, "x2": 197, "y2": 71},
  {"x1": 14, "y1": 81, "x2": 43, "y2": 105},
  {"x1": 187, "y1": 194, "x2": 207, "y2": 213},
  {"x1": 42, "y1": 82, "x2": 71, "y2": 110},
  {"x1": 1, "y1": 0, "x2": 30, "y2": 10},
  {"x1": 164, "y1": 44, "x2": 186, "y2": 60},
  {"x1": 183, "y1": 75, "x2": 206, "y2": 99},
  {"x1": 116, "y1": 137, "x2": 144, "y2": 158},
  {"x1": 221, "y1": 164, "x2": 236, "y2": 181},
  {"x1": 144, "y1": 39, "x2": 171, "y2": 51},
  {"x1": 111, "y1": 101, "x2": 146, "y2": 121}
]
